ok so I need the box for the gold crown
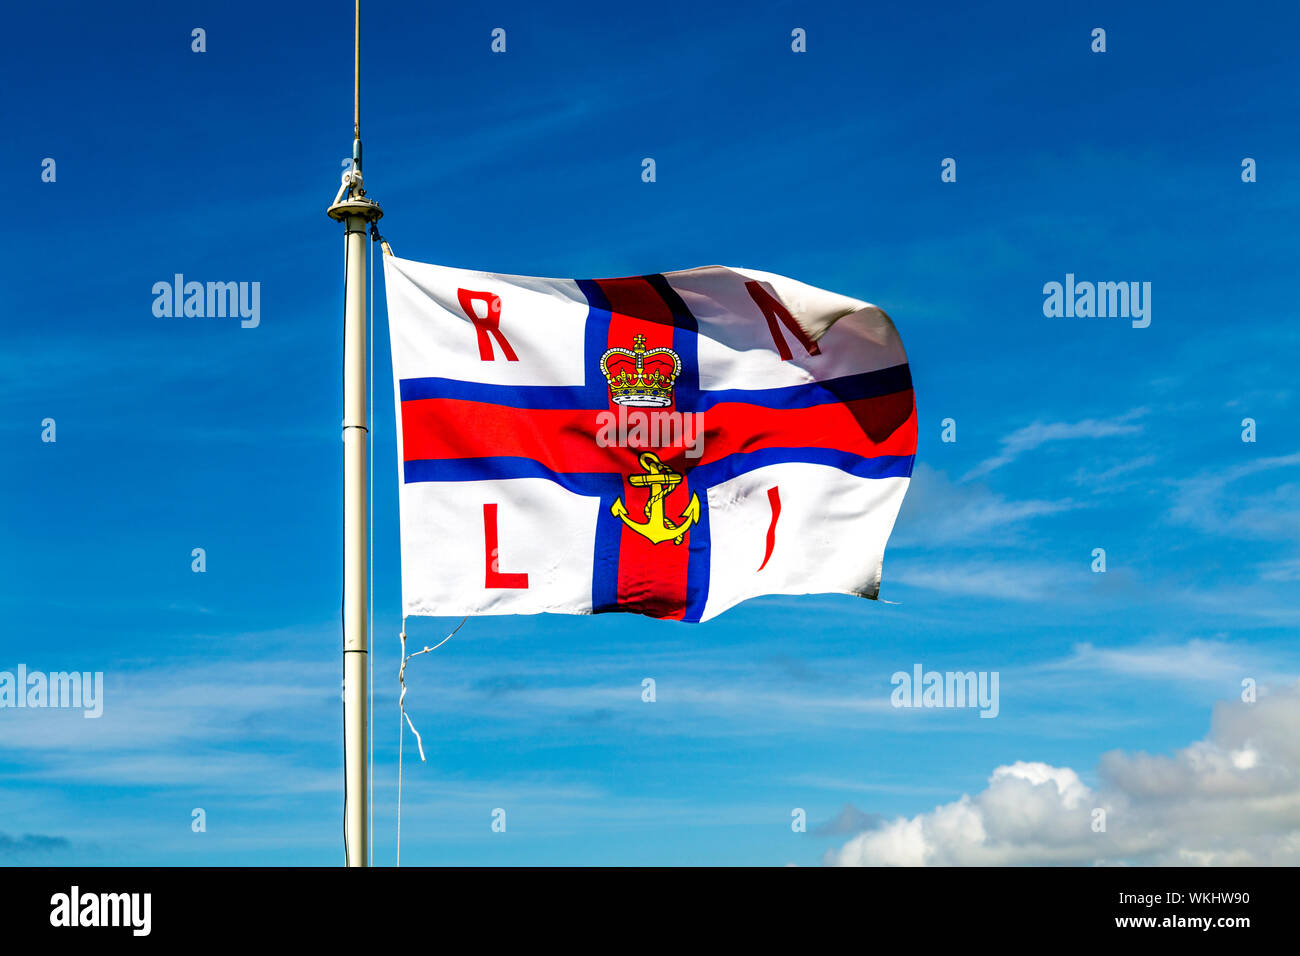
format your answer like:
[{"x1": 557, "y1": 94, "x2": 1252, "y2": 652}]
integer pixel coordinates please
[{"x1": 599, "y1": 334, "x2": 681, "y2": 407}]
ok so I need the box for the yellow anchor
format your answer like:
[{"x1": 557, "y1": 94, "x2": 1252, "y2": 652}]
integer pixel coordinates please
[{"x1": 611, "y1": 452, "x2": 701, "y2": 545}]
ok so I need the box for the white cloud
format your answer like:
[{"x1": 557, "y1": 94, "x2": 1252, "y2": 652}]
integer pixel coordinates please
[
  {"x1": 885, "y1": 465, "x2": 1083, "y2": 603},
  {"x1": 891, "y1": 464, "x2": 1077, "y2": 547},
  {"x1": 963, "y1": 409, "x2": 1146, "y2": 481},
  {"x1": 827, "y1": 682, "x2": 1300, "y2": 865},
  {"x1": 1168, "y1": 451, "x2": 1300, "y2": 540},
  {"x1": 888, "y1": 559, "x2": 1066, "y2": 602},
  {"x1": 1174, "y1": 584, "x2": 1300, "y2": 626},
  {"x1": 827, "y1": 761, "x2": 1096, "y2": 866},
  {"x1": 1258, "y1": 558, "x2": 1300, "y2": 582},
  {"x1": 1055, "y1": 639, "x2": 1262, "y2": 686},
  {"x1": 1070, "y1": 454, "x2": 1157, "y2": 490}
]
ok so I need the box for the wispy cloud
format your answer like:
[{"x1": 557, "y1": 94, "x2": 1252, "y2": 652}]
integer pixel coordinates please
[
  {"x1": 1070, "y1": 454, "x2": 1157, "y2": 491},
  {"x1": 963, "y1": 409, "x2": 1147, "y2": 481},
  {"x1": 892, "y1": 464, "x2": 1078, "y2": 547},
  {"x1": 1258, "y1": 558, "x2": 1300, "y2": 582},
  {"x1": 889, "y1": 559, "x2": 1068, "y2": 602},
  {"x1": 1051, "y1": 639, "x2": 1279, "y2": 686},
  {"x1": 0, "y1": 832, "x2": 71, "y2": 857},
  {"x1": 1168, "y1": 451, "x2": 1300, "y2": 540}
]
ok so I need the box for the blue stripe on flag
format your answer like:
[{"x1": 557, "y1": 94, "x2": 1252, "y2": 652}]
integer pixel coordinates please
[
  {"x1": 402, "y1": 450, "x2": 913, "y2": 489},
  {"x1": 682, "y1": 493, "x2": 712, "y2": 623},
  {"x1": 398, "y1": 363, "x2": 912, "y2": 410},
  {"x1": 694, "y1": 364, "x2": 912, "y2": 410},
  {"x1": 688, "y1": 449, "x2": 915, "y2": 487},
  {"x1": 402, "y1": 457, "x2": 620, "y2": 496}
]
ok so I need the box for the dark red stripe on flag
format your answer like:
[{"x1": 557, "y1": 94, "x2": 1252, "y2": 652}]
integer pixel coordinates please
[
  {"x1": 402, "y1": 401, "x2": 625, "y2": 471},
  {"x1": 592, "y1": 277, "x2": 692, "y2": 620},
  {"x1": 677, "y1": 391, "x2": 916, "y2": 472}
]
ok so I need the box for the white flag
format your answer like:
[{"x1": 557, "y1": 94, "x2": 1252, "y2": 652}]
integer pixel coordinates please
[{"x1": 385, "y1": 255, "x2": 915, "y2": 622}]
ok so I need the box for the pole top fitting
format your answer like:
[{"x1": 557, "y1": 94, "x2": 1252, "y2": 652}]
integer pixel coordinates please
[{"x1": 328, "y1": 195, "x2": 384, "y2": 223}]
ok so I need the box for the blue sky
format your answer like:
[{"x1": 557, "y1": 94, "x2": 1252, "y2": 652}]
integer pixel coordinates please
[{"x1": 3, "y1": 0, "x2": 1299, "y2": 865}]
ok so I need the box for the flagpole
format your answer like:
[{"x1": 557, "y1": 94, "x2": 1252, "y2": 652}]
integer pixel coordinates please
[{"x1": 328, "y1": 0, "x2": 382, "y2": 867}]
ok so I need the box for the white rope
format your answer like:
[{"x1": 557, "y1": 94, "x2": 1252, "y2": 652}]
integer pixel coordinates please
[{"x1": 396, "y1": 615, "x2": 466, "y2": 866}]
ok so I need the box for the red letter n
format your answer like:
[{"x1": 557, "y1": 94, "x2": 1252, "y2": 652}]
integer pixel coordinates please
[
  {"x1": 458, "y1": 288, "x2": 519, "y2": 361},
  {"x1": 745, "y1": 280, "x2": 820, "y2": 361},
  {"x1": 483, "y1": 503, "x2": 529, "y2": 589}
]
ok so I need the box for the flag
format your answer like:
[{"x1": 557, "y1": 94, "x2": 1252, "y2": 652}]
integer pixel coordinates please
[{"x1": 385, "y1": 256, "x2": 916, "y2": 623}]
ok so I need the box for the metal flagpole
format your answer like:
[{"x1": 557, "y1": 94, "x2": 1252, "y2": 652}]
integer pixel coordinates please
[{"x1": 328, "y1": 0, "x2": 382, "y2": 867}]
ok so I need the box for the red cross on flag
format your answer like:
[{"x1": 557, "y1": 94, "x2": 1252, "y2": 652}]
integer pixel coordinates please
[{"x1": 384, "y1": 255, "x2": 916, "y2": 623}]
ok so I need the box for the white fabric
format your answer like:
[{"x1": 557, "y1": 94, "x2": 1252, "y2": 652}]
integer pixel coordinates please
[{"x1": 385, "y1": 255, "x2": 913, "y2": 623}]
